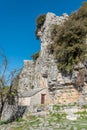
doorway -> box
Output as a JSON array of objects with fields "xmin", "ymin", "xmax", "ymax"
[{"xmin": 41, "ymin": 94, "xmax": 46, "ymax": 104}]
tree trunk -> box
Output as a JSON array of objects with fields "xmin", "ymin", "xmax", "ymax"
[{"xmin": 0, "ymin": 95, "xmax": 5, "ymax": 120}]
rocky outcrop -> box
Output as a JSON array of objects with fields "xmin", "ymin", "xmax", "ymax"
[
  {"xmin": 18, "ymin": 60, "xmax": 35, "ymax": 94},
  {"xmin": 33, "ymin": 13, "xmax": 69, "ymax": 91},
  {"xmin": 18, "ymin": 12, "xmax": 87, "ymax": 104}
]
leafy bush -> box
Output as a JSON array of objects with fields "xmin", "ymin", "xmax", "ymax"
[
  {"xmin": 48, "ymin": 2, "xmax": 87, "ymax": 73},
  {"xmin": 0, "ymin": 120, "xmax": 11, "ymax": 125},
  {"xmin": 35, "ymin": 14, "xmax": 46, "ymax": 39},
  {"xmin": 17, "ymin": 118, "xmax": 25, "ymax": 122}
]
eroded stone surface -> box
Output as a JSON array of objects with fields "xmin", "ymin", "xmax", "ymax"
[{"xmin": 18, "ymin": 12, "xmax": 87, "ymax": 104}]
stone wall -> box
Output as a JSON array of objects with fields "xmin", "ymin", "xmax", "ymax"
[{"xmin": 30, "ymin": 88, "xmax": 51, "ymax": 106}]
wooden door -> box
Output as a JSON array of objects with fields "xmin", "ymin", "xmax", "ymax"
[{"xmin": 41, "ymin": 94, "xmax": 46, "ymax": 104}]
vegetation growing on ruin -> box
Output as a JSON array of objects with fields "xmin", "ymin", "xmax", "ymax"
[
  {"xmin": 48, "ymin": 2, "xmax": 87, "ymax": 73},
  {"xmin": 31, "ymin": 51, "xmax": 40, "ymax": 62},
  {"xmin": 35, "ymin": 14, "xmax": 46, "ymax": 39}
]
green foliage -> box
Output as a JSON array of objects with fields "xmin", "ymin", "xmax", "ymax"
[
  {"xmin": 31, "ymin": 51, "xmax": 40, "ymax": 62},
  {"xmin": 75, "ymin": 110, "xmax": 87, "ymax": 115},
  {"xmin": 71, "ymin": 2, "xmax": 87, "ymax": 20},
  {"xmin": 81, "ymin": 105, "xmax": 87, "ymax": 109},
  {"xmin": 6, "ymin": 88, "xmax": 17, "ymax": 105},
  {"xmin": 53, "ymin": 105, "xmax": 61, "ymax": 111},
  {"xmin": 48, "ymin": 111, "xmax": 67, "ymax": 125},
  {"xmin": 35, "ymin": 14, "xmax": 46, "ymax": 39},
  {"xmin": 48, "ymin": 105, "xmax": 67, "ymax": 124},
  {"xmin": 16, "ymin": 118, "xmax": 25, "ymax": 122},
  {"xmin": 2, "ymin": 86, "xmax": 9, "ymax": 95},
  {"xmin": 1, "ymin": 86, "xmax": 16, "ymax": 105},
  {"xmin": 75, "ymin": 110, "xmax": 87, "ymax": 119},
  {"xmin": 0, "ymin": 120, "xmax": 11, "ymax": 125},
  {"xmin": 48, "ymin": 2, "xmax": 87, "ymax": 73}
]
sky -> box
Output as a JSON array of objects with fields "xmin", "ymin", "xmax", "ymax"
[{"xmin": 0, "ymin": 0, "xmax": 87, "ymax": 71}]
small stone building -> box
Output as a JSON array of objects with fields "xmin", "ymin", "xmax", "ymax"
[{"xmin": 18, "ymin": 88, "xmax": 51, "ymax": 107}]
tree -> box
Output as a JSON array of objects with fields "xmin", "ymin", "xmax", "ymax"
[
  {"xmin": 0, "ymin": 50, "xmax": 20, "ymax": 120},
  {"xmin": 48, "ymin": 2, "xmax": 87, "ymax": 73}
]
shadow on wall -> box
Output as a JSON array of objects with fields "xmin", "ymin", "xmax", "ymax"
[{"xmin": 8, "ymin": 106, "xmax": 27, "ymax": 122}]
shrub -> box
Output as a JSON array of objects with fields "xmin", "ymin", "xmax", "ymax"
[
  {"xmin": 35, "ymin": 14, "xmax": 46, "ymax": 39},
  {"xmin": 48, "ymin": 2, "xmax": 87, "ymax": 73},
  {"xmin": 0, "ymin": 120, "xmax": 11, "ymax": 125},
  {"xmin": 17, "ymin": 118, "xmax": 25, "ymax": 122}
]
